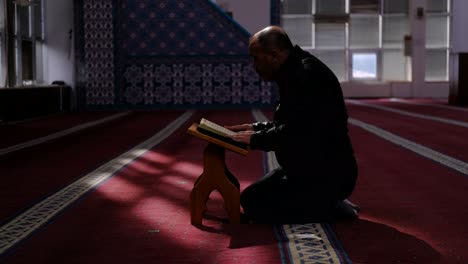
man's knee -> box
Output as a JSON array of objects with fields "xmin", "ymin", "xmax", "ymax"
[
  {"xmin": 240, "ymin": 185, "xmax": 268, "ymax": 216},
  {"xmin": 240, "ymin": 188, "xmax": 254, "ymax": 210}
]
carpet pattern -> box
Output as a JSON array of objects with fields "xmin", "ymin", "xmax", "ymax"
[
  {"xmin": 281, "ymin": 224, "xmax": 349, "ymax": 264},
  {"xmin": 76, "ymin": 0, "xmax": 277, "ymax": 108}
]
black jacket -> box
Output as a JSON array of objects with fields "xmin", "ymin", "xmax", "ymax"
[{"xmin": 250, "ymin": 45, "xmax": 357, "ymax": 197}]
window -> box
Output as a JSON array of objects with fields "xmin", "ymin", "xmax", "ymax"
[
  {"xmin": 382, "ymin": 15, "xmax": 409, "ymax": 48},
  {"xmin": 383, "ymin": 49, "xmax": 408, "ymax": 81},
  {"xmin": 349, "ymin": 15, "xmax": 379, "ymax": 48},
  {"xmin": 0, "ymin": 0, "xmax": 5, "ymax": 87},
  {"xmin": 282, "ymin": 0, "xmax": 312, "ymax": 14},
  {"xmin": 425, "ymin": 49, "xmax": 448, "ymax": 82},
  {"xmin": 350, "ymin": 0, "xmax": 380, "ymax": 14},
  {"xmin": 280, "ymin": 0, "xmax": 444, "ymax": 82},
  {"xmin": 0, "ymin": 0, "xmax": 44, "ymax": 88},
  {"xmin": 312, "ymin": 49, "xmax": 346, "ymax": 81},
  {"xmin": 426, "ymin": 15, "xmax": 449, "ymax": 48},
  {"xmin": 425, "ymin": 0, "xmax": 449, "ymax": 81},
  {"xmin": 383, "ymin": 0, "xmax": 408, "ymax": 14},
  {"xmin": 283, "ymin": 16, "xmax": 313, "ymax": 47},
  {"xmin": 316, "ymin": 0, "xmax": 346, "ymax": 15},
  {"xmin": 427, "ymin": 0, "xmax": 448, "ymax": 13},
  {"xmin": 315, "ymin": 23, "xmax": 345, "ymax": 49},
  {"xmin": 352, "ymin": 52, "xmax": 377, "ymax": 79}
]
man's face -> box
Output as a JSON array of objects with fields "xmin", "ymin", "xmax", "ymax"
[{"xmin": 248, "ymin": 40, "xmax": 277, "ymax": 81}]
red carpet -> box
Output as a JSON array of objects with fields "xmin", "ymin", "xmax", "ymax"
[
  {"xmin": 2, "ymin": 102, "xmax": 467, "ymax": 263},
  {"xmin": 333, "ymin": 100, "xmax": 468, "ymax": 264},
  {"xmin": 0, "ymin": 111, "xmax": 126, "ymax": 149},
  {"xmin": 0, "ymin": 111, "xmax": 186, "ymax": 223},
  {"xmin": 334, "ymin": 124, "xmax": 468, "ymax": 264},
  {"xmin": 346, "ymin": 102, "xmax": 468, "ymax": 162},
  {"xmin": 1, "ymin": 110, "xmax": 285, "ymax": 264},
  {"xmin": 350, "ymin": 98, "xmax": 468, "ymax": 124},
  {"xmin": 264, "ymin": 100, "xmax": 468, "ymax": 263}
]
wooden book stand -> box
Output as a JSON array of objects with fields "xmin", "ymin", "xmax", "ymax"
[{"xmin": 187, "ymin": 123, "xmax": 248, "ymax": 225}]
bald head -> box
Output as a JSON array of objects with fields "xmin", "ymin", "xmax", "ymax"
[
  {"xmin": 248, "ymin": 26, "xmax": 294, "ymax": 81},
  {"xmin": 250, "ymin": 26, "xmax": 294, "ymax": 53}
]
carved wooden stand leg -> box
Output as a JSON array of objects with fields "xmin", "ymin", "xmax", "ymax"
[{"xmin": 190, "ymin": 143, "xmax": 240, "ymax": 225}]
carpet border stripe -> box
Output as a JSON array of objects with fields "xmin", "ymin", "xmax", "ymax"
[
  {"xmin": 0, "ymin": 112, "xmax": 131, "ymax": 156},
  {"xmin": 349, "ymin": 117, "xmax": 468, "ymax": 176},
  {"xmin": 323, "ymin": 223, "xmax": 353, "ymax": 264},
  {"xmin": 347, "ymin": 99, "xmax": 468, "ymax": 128},
  {"xmin": 390, "ymin": 98, "xmax": 468, "ymax": 112},
  {"xmin": 0, "ymin": 110, "xmax": 194, "ymax": 256},
  {"xmin": 273, "ymin": 225, "xmax": 290, "ymax": 264}
]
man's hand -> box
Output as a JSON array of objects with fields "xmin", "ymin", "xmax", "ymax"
[
  {"xmin": 228, "ymin": 130, "xmax": 255, "ymax": 145},
  {"xmin": 224, "ymin": 123, "xmax": 254, "ymax": 132}
]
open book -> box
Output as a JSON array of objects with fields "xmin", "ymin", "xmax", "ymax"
[
  {"xmin": 196, "ymin": 118, "xmax": 248, "ymax": 150},
  {"xmin": 198, "ymin": 118, "xmax": 236, "ymax": 137}
]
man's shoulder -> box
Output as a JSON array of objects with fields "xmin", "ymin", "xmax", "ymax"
[
  {"xmin": 301, "ymin": 57, "xmax": 319, "ymax": 70},
  {"xmin": 300, "ymin": 53, "xmax": 338, "ymax": 82},
  {"xmin": 298, "ymin": 50, "xmax": 325, "ymax": 71}
]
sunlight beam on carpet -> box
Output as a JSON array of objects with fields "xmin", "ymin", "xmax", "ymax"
[
  {"xmin": 98, "ymin": 177, "xmax": 145, "ymax": 203},
  {"xmin": 0, "ymin": 110, "xmax": 195, "ymax": 256}
]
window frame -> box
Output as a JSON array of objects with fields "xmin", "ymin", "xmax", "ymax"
[
  {"xmin": 424, "ymin": 0, "xmax": 451, "ymax": 81},
  {"xmin": 1, "ymin": 0, "xmax": 45, "ymax": 88},
  {"xmin": 280, "ymin": 0, "xmax": 451, "ymax": 83},
  {"xmin": 282, "ymin": 14, "xmax": 314, "ymax": 49},
  {"xmin": 0, "ymin": 0, "xmax": 6, "ymax": 87},
  {"xmin": 348, "ymin": 13, "xmax": 381, "ymax": 49}
]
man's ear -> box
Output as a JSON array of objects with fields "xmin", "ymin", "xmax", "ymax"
[
  {"xmin": 269, "ymin": 49, "xmax": 281, "ymax": 63},
  {"xmin": 269, "ymin": 49, "xmax": 280, "ymax": 59}
]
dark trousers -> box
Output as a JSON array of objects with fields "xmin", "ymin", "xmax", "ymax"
[{"xmin": 240, "ymin": 167, "xmax": 351, "ymax": 224}]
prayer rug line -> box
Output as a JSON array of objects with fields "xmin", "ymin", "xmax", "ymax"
[
  {"xmin": 346, "ymin": 99, "xmax": 468, "ymax": 128},
  {"xmin": 0, "ymin": 110, "xmax": 194, "ymax": 256},
  {"xmin": 348, "ymin": 117, "xmax": 468, "ymax": 176},
  {"xmin": 0, "ymin": 112, "xmax": 131, "ymax": 156},
  {"xmin": 390, "ymin": 98, "xmax": 468, "ymax": 112}
]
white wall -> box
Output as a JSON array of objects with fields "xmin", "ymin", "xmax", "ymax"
[
  {"xmin": 42, "ymin": 0, "xmax": 74, "ymax": 89},
  {"xmin": 342, "ymin": 81, "xmax": 449, "ymax": 98},
  {"xmin": 228, "ymin": 0, "xmax": 270, "ymax": 34},
  {"xmin": 451, "ymin": 0, "xmax": 468, "ymax": 53}
]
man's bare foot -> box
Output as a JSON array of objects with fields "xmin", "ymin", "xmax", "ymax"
[
  {"xmin": 344, "ymin": 199, "xmax": 361, "ymax": 212},
  {"xmin": 334, "ymin": 200, "xmax": 358, "ymax": 220}
]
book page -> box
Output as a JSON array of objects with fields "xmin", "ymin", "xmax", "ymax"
[
  {"xmin": 189, "ymin": 122, "xmax": 248, "ymax": 153},
  {"xmin": 199, "ymin": 118, "xmax": 235, "ymax": 137}
]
